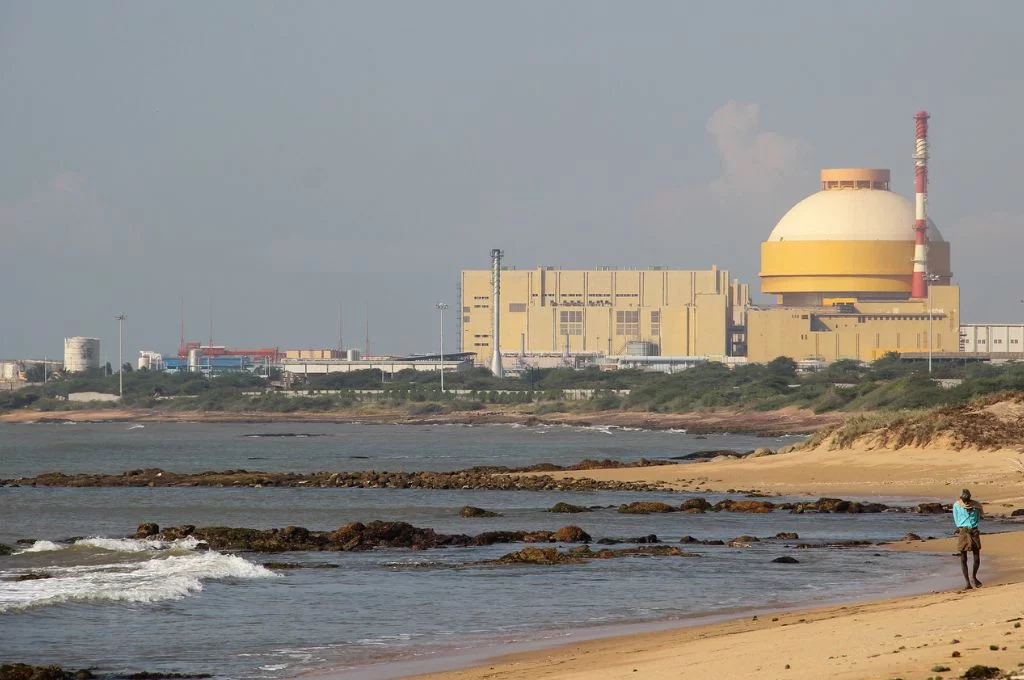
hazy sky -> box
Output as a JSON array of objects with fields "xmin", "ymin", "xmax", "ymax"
[{"xmin": 2, "ymin": 2, "xmax": 1023, "ymax": 361}]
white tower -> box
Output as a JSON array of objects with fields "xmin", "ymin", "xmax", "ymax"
[{"xmin": 489, "ymin": 248, "xmax": 504, "ymax": 378}]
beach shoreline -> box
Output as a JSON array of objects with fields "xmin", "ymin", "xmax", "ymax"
[
  {"xmin": 306, "ymin": 438, "xmax": 1024, "ymax": 680},
  {"xmin": 388, "ymin": 531, "xmax": 1024, "ymax": 680}
]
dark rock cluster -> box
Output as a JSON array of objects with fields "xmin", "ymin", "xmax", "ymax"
[
  {"xmin": 133, "ymin": 521, "xmax": 595, "ymax": 552},
  {"xmin": 479, "ymin": 544, "xmax": 700, "ymax": 565},
  {"xmin": 0, "ymin": 464, "xmax": 672, "ymax": 493}
]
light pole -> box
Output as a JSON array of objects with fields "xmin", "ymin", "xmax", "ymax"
[
  {"xmin": 115, "ymin": 314, "xmax": 126, "ymax": 398},
  {"xmin": 436, "ymin": 301, "xmax": 448, "ymax": 392},
  {"xmin": 925, "ymin": 274, "xmax": 940, "ymax": 374}
]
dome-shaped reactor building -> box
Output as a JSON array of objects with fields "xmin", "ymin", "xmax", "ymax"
[
  {"xmin": 746, "ymin": 153, "xmax": 959, "ymax": 364},
  {"xmin": 760, "ymin": 168, "xmax": 951, "ymax": 306}
]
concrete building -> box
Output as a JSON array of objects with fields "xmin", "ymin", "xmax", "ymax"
[
  {"xmin": 959, "ymin": 324, "xmax": 1024, "ymax": 354},
  {"xmin": 459, "ymin": 266, "xmax": 749, "ymax": 367},
  {"xmin": 747, "ymin": 168, "xmax": 959, "ymax": 363}
]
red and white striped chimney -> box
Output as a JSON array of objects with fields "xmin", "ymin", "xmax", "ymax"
[{"xmin": 911, "ymin": 110, "xmax": 930, "ymax": 299}]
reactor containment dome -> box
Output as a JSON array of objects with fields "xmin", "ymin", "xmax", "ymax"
[{"xmin": 760, "ymin": 168, "xmax": 951, "ymax": 306}]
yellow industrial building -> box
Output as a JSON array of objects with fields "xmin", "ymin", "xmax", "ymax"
[
  {"xmin": 459, "ymin": 266, "xmax": 749, "ymax": 365},
  {"xmin": 461, "ymin": 166, "xmax": 960, "ymax": 368}
]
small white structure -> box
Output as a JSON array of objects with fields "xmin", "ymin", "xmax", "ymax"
[
  {"xmin": 960, "ymin": 324, "xmax": 1024, "ymax": 354},
  {"xmin": 138, "ymin": 350, "xmax": 164, "ymax": 371},
  {"xmin": 68, "ymin": 391, "xmax": 121, "ymax": 403},
  {"xmin": 281, "ymin": 356, "xmax": 472, "ymax": 377},
  {"xmin": 64, "ymin": 337, "xmax": 100, "ymax": 372}
]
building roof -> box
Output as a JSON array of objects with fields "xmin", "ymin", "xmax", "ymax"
[{"xmin": 767, "ymin": 188, "xmax": 945, "ymax": 243}]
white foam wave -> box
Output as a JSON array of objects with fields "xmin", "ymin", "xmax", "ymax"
[
  {"xmin": 18, "ymin": 540, "xmax": 64, "ymax": 553},
  {"xmin": 0, "ymin": 550, "xmax": 277, "ymax": 612},
  {"xmin": 76, "ymin": 536, "xmax": 202, "ymax": 552}
]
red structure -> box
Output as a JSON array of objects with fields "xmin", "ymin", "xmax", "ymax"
[
  {"xmin": 911, "ymin": 110, "xmax": 930, "ymax": 299},
  {"xmin": 177, "ymin": 341, "xmax": 281, "ymax": 362}
]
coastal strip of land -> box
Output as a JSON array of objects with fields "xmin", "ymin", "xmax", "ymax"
[{"xmin": 0, "ymin": 405, "xmax": 840, "ymax": 435}]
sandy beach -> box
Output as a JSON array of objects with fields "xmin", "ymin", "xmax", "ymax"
[
  {"xmin": 404, "ymin": 444, "xmax": 1024, "ymax": 680},
  {"xmin": 411, "ymin": 532, "xmax": 1024, "ymax": 680}
]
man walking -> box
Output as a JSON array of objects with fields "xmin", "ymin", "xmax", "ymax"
[{"xmin": 953, "ymin": 488, "xmax": 983, "ymax": 589}]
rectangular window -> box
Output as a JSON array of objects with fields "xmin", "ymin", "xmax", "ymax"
[
  {"xmin": 650, "ymin": 311, "xmax": 661, "ymax": 336},
  {"xmin": 508, "ymin": 303, "xmax": 527, "ymax": 313},
  {"xmin": 559, "ymin": 310, "xmax": 583, "ymax": 336},
  {"xmin": 616, "ymin": 310, "xmax": 639, "ymax": 337}
]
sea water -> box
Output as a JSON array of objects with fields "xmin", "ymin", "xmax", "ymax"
[{"xmin": 0, "ymin": 422, "xmax": 963, "ymax": 678}]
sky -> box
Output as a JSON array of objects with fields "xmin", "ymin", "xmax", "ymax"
[{"xmin": 2, "ymin": 2, "xmax": 1023, "ymax": 361}]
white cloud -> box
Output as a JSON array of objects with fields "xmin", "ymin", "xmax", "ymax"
[{"xmin": 642, "ymin": 101, "xmax": 811, "ymax": 229}]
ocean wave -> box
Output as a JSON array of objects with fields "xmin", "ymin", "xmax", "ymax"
[
  {"xmin": 75, "ymin": 536, "xmax": 202, "ymax": 552},
  {"xmin": 17, "ymin": 540, "xmax": 65, "ymax": 553},
  {"xmin": 0, "ymin": 549, "xmax": 277, "ymax": 613}
]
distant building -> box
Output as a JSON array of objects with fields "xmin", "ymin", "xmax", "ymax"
[
  {"xmin": 959, "ymin": 324, "xmax": 1024, "ymax": 354},
  {"xmin": 459, "ymin": 266, "xmax": 749, "ymax": 367}
]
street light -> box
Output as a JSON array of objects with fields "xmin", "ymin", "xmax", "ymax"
[
  {"xmin": 925, "ymin": 274, "xmax": 941, "ymax": 374},
  {"xmin": 436, "ymin": 301, "xmax": 449, "ymax": 392},
  {"xmin": 115, "ymin": 314, "xmax": 126, "ymax": 398}
]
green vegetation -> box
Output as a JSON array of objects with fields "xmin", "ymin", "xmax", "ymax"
[{"xmin": 7, "ymin": 353, "xmax": 1024, "ymax": 417}]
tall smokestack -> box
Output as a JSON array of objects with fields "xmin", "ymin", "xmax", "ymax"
[
  {"xmin": 490, "ymin": 248, "xmax": 504, "ymax": 378},
  {"xmin": 911, "ymin": 110, "xmax": 930, "ymax": 298}
]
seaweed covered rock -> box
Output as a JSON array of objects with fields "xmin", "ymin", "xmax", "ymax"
[
  {"xmin": 491, "ymin": 547, "xmax": 583, "ymax": 565},
  {"xmin": 617, "ymin": 501, "xmax": 676, "ymax": 514},
  {"xmin": 913, "ymin": 502, "xmax": 948, "ymax": 514},
  {"xmin": 548, "ymin": 502, "xmax": 591, "ymax": 514},
  {"xmin": 728, "ymin": 535, "xmax": 760, "ymax": 547},
  {"xmin": 680, "ymin": 498, "xmax": 711, "ymax": 513},
  {"xmin": 483, "ymin": 545, "xmax": 698, "ymax": 565},
  {"xmin": 0, "ymin": 544, "xmax": 13, "ymax": 556},
  {"xmin": 790, "ymin": 498, "xmax": 890, "ymax": 514},
  {"xmin": 0, "ymin": 665, "xmax": 94, "ymax": 680},
  {"xmin": 772, "ymin": 556, "xmax": 800, "ymax": 564},
  {"xmin": 774, "ymin": 532, "xmax": 799, "ymax": 540},
  {"xmin": 714, "ymin": 499, "xmax": 775, "ymax": 513},
  {"xmin": 552, "ymin": 525, "xmax": 592, "ymax": 543},
  {"xmin": 458, "ymin": 506, "xmax": 502, "ymax": 518},
  {"xmin": 134, "ymin": 522, "xmax": 160, "ymax": 539}
]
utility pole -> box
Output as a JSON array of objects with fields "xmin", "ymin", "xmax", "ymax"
[
  {"xmin": 115, "ymin": 314, "xmax": 127, "ymax": 398},
  {"xmin": 925, "ymin": 273, "xmax": 941, "ymax": 374},
  {"xmin": 436, "ymin": 301, "xmax": 448, "ymax": 392}
]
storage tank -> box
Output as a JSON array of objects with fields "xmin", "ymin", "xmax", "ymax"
[
  {"xmin": 138, "ymin": 351, "xmax": 163, "ymax": 371},
  {"xmin": 346, "ymin": 349, "xmax": 361, "ymax": 361},
  {"xmin": 624, "ymin": 341, "xmax": 657, "ymax": 356},
  {"xmin": 187, "ymin": 348, "xmax": 203, "ymax": 372},
  {"xmin": 64, "ymin": 337, "xmax": 100, "ymax": 372},
  {"xmin": 1, "ymin": 361, "xmax": 20, "ymax": 380}
]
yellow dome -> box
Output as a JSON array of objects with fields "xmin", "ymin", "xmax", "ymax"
[{"xmin": 760, "ymin": 168, "xmax": 952, "ymax": 303}]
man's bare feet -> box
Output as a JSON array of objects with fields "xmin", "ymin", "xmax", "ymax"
[{"xmin": 973, "ymin": 578, "xmax": 982, "ymax": 587}]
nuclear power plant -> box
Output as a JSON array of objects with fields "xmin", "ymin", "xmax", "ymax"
[{"xmin": 461, "ymin": 110, "xmax": 982, "ymax": 370}]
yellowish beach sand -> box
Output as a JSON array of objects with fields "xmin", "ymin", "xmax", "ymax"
[{"xmin": 412, "ymin": 445, "xmax": 1024, "ymax": 680}]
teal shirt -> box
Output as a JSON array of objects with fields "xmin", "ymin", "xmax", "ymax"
[{"xmin": 953, "ymin": 501, "xmax": 980, "ymax": 529}]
